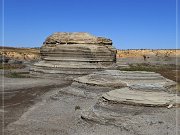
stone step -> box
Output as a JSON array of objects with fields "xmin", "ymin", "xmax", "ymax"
[
  {"xmin": 33, "ymin": 61, "xmax": 113, "ymax": 69},
  {"xmin": 102, "ymin": 87, "xmax": 180, "ymax": 107},
  {"xmin": 74, "ymin": 70, "xmax": 174, "ymax": 87},
  {"xmin": 74, "ymin": 75, "xmax": 127, "ymax": 88},
  {"xmin": 43, "ymin": 57, "xmax": 114, "ymax": 62},
  {"xmin": 41, "ymin": 53, "xmax": 114, "ymax": 57}
]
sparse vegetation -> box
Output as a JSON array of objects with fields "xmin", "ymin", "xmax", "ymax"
[
  {"xmin": 5, "ymin": 72, "xmax": 30, "ymax": 78},
  {"xmin": 0, "ymin": 63, "xmax": 25, "ymax": 70},
  {"xmin": 75, "ymin": 105, "xmax": 81, "ymax": 111},
  {"xmin": 177, "ymin": 84, "xmax": 180, "ymax": 91},
  {"xmin": 120, "ymin": 63, "xmax": 177, "ymax": 71}
]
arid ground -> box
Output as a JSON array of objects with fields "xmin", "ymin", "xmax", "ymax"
[{"xmin": 0, "ymin": 47, "xmax": 180, "ymax": 135}]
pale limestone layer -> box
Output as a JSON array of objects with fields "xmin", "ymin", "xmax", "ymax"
[{"xmin": 102, "ymin": 87, "xmax": 180, "ymax": 107}]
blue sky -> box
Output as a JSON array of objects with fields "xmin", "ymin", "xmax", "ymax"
[{"xmin": 0, "ymin": 0, "xmax": 178, "ymax": 49}]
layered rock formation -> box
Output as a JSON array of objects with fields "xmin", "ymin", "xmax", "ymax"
[
  {"xmin": 49, "ymin": 69, "xmax": 179, "ymax": 134},
  {"xmin": 50, "ymin": 69, "xmax": 179, "ymax": 130},
  {"xmin": 76, "ymin": 70, "xmax": 179, "ymax": 129},
  {"xmin": 55, "ymin": 70, "xmax": 177, "ymax": 99},
  {"xmin": 30, "ymin": 32, "xmax": 117, "ymax": 78}
]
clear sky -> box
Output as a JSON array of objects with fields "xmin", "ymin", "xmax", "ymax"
[{"xmin": 0, "ymin": 0, "xmax": 178, "ymax": 49}]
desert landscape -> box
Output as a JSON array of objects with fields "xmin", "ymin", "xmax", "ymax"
[
  {"xmin": 0, "ymin": 32, "xmax": 180, "ymax": 135},
  {"xmin": 1, "ymin": 0, "xmax": 179, "ymax": 134}
]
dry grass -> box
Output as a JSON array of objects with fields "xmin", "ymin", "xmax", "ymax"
[
  {"xmin": 0, "ymin": 63, "xmax": 25, "ymax": 70},
  {"xmin": 5, "ymin": 72, "xmax": 30, "ymax": 78}
]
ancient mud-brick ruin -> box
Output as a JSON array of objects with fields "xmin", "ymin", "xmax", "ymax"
[{"xmin": 30, "ymin": 32, "xmax": 117, "ymax": 78}]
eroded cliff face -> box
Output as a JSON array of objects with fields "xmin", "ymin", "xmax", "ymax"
[
  {"xmin": 0, "ymin": 47, "xmax": 40, "ymax": 61},
  {"xmin": 117, "ymin": 49, "xmax": 180, "ymax": 58},
  {"xmin": 116, "ymin": 49, "xmax": 180, "ymax": 66}
]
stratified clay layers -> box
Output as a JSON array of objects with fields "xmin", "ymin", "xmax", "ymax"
[{"xmin": 30, "ymin": 33, "xmax": 117, "ymax": 78}]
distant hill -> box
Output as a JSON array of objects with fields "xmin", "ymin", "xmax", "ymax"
[
  {"xmin": 117, "ymin": 49, "xmax": 180, "ymax": 58},
  {"xmin": 0, "ymin": 46, "xmax": 40, "ymax": 61}
]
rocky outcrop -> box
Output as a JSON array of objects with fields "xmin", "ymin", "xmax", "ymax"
[
  {"xmin": 51, "ymin": 69, "xmax": 178, "ymax": 127},
  {"xmin": 43, "ymin": 32, "xmax": 112, "ymax": 45},
  {"xmin": 77, "ymin": 70, "xmax": 179, "ymax": 128},
  {"xmin": 30, "ymin": 32, "xmax": 117, "ymax": 78},
  {"xmin": 49, "ymin": 69, "xmax": 179, "ymax": 134},
  {"xmin": 55, "ymin": 70, "xmax": 176, "ymax": 99}
]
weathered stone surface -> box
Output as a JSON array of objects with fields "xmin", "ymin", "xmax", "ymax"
[
  {"xmin": 30, "ymin": 32, "xmax": 117, "ymax": 78},
  {"xmin": 74, "ymin": 70, "xmax": 176, "ymax": 90},
  {"xmin": 81, "ymin": 99, "xmax": 179, "ymax": 135},
  {"xmin": 43, "ymin": 32, "xmax": 112, "ymax": 45},
  {"xmin": 102, "ymin": 87, "xmax": 180, "ymax": 107},
  {"xmin": 53, "ymin": 70, "xmax": 177, "ymax": 100},
  {"xmin": 44, "ymin": 68, "xmax": 180, "ymax": 134},
  {"xmin": 53, "ymin": 82, "xmax": 111, "ymax": 99},
  {"xmin": 74, "ymin": 73, "xmax": 127, "ymax": 88},
  {"xmin": 74, "ymin": 69, "xmax": 179, "ymax": 130},
  {"xmin": 80, "ymin": 84, "xmax": 180, "ymax": 130}
]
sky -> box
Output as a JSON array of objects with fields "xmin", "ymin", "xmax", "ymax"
[{"xmin": 0, "ymin": 0, "xmax": 178, "ymax": 49}]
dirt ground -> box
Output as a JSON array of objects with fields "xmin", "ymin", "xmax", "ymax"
[
  {"xmin": 1, "ymin": 59, "xmax": 180, "ymax": 135},
  {"xmin": 0, "ymin": 74, "xmax": 72, "ymax": 134},
  {"xmin": 3, "ymin": 81, "xmax": 180, "ymax": 135}
]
